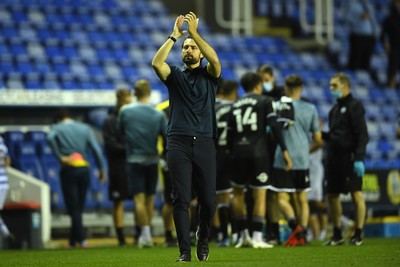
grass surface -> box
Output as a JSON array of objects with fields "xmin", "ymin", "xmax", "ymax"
[{"xmin": 1, "ymin": 238, "xmax": 399, "ymax": 267}]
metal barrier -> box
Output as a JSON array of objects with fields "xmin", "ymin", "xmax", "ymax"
[
  {"xmin": 215, "ymin": 0, "xmax": 253, "ymax": 36},
  {"xmin": 299, "ymin": 0, "xmax": 334, "ymax": 44}
]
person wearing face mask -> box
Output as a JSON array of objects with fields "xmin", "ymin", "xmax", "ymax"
[
  {"xmin": 256, "ymin": 64, "xmax": 285, "ymax": 243},
  {"xmin": 257, "ymin": 64, "xmax": 284, "ymax": 101},
  {"xmin": 323, "ymin": 73, "xmax": 369, "ymax": 246}
]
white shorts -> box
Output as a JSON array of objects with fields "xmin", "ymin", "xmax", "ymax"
[{"xmin": 0, "ymin": 185, "xmax": 9, "ymax": 209}]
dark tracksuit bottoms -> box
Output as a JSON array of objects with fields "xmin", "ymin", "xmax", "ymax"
[
  {"xmin": 60, "ymin": 166, "xmax": 90, "ymax": 246},
  {"xmin": 167, "ymin": 136, "xmax": 216, "ymax": 254}
]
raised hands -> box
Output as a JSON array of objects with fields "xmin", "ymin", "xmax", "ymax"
[
  {"xmin": 170, "ymin": 12, "xmax": 199, "ymax": 40},
  {"xmin": 184, "ymin": 12, "xmax": 199, "ymax": 36},
  {"xmin": 172, "ymin": 15, "xmax": 187, "ymax": 39}
]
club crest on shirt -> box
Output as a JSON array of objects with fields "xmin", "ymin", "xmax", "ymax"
[
  {"xmin": 256, "ymin": 172, "xmax": 268, "ymax": 183},
  {"xmin": 340, "ymin": 107, "xmax": 347, "ymax": 114}
]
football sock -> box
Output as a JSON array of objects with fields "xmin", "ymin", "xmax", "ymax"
[{"xmin": 116, "ymin": 227, "xmax": 125, "ymax": 245}]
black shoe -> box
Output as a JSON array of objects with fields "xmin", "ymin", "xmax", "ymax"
[
  {"xmin": 196, "ymin": 238, "xmax": 209, "ymax": 261},
  {"xmin": 349, "ymin": 235, "xmax": 363, "ymax": 246},
  {"xmin": 176, "ymin": 252, "xmax": 191, "ymax": 262},
  {"xmin": 323, "ymin": 236, "xmax": 344, "ymax": 246}
]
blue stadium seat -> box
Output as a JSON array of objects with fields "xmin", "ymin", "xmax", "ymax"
[
  {"xmin": 12, "ymin": 10, "xmax": 28, "ymax": 23},
  {"xmin": 77, "ymin": 13, "xmax": 94, "ymax": 25},
  {"xmin": 79, "ymin": 80, "xmax": 96, "ymax": 90},
  {"xmin": 365, "ymin": 104, "xmax": 381, "ymax": 121},
  {"xmin": 0, "ymin": 43, "xmax": 9, "ymax": 55},
  {"xmin": 14, "ymin": 141, "xmax": 44, "ymax": 180},
  {"xmin": 53, "ymin": 62, "xmax": 70, "ymax": 75},
  {"xmin": 124, "ymin": 201, "xmax": 134, "ymax": 210},
  {"xmin": 2, "ymin": 26, "xmax": 19, "ymax": 39},
  {"xmin": 367, "ymin": 121, "xmax": 379, "ymax": 141},
  {"xmin": 2, "ymin": 130, "xmax": 24, "ymax": 160},
  {"xmin": 10, "ymin": 41, "xmax": 27, "ymax": 56},
  {"xmin": 378, "ymin": 139, "xmax": 393, "ymax": 156},
  {"xmin": 25, "ymin": 130, "xmax": 46, "ymax": 144},
  {"xmin": 43, "ymin": 161, "xmax": 65, "ymax": 211},
  {"xmin": 45, "ymin": 44, "xmax": 63, "ymax": 58},
  {"xmin": 366, "ymin": 140, "xmax": 382, "ymax": 160},
  {"xmin": 87, "ymin": 151, "xmax": 112, "ymax": 209},
  {"xmin": 98, "ymin": 80, "xmax": 113, "ymax": 90},
  {"xmin": 16, "ymin": 61, "xmax": 35, "ymax": 76},
  {"xmin": 87, "ymin": 64, "xmax": 105, "ymax": 77},
  {"xmin": 45, "ymin": 12, "xmax": 63, "ymax": 24},
  {"xmin": 61, "ymin": 79, "xmax": 79, "ymax": 90},
  {"xmin": 379, "ymin": 121, "xmax": 397, "ymax": 140},
  {"xmin": 37, "ymin": 27, "xmax": 53, "ymax": 41},
  {"xmin": 62, "ymin": 45, "xmax": 79, "ymax": 60},
  {"xmin": 0, "ymin": 61, "xmax": 15, "ymax": 75},
  {"xmin": 43, "ymin": 79, "xmax": 61, "ymax": 90}
]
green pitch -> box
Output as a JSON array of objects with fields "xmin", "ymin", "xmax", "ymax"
[{"xmin": 1, "ymin": 238, "xmax": 399, "ymax": 267}]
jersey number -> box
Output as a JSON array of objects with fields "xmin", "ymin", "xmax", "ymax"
[
  {"xmin": 217, "ymin": 121, "xmax": 228, "ymax": 146},
  {"xmin": 233, "ymin": 107, "xmax": 258, "ymax": 133}
]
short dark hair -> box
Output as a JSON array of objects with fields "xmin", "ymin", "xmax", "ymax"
[
  {"xmin": 257, "ymin": 64, "xmax": 274, "ymax": 76},
  {"xmin": 53, "ymin": 109, "xmax": 70, "ymax": 123},
  {"xmin": 285, "ymin": 74, "xmax": 303, "ymax": 90},
  {"xmin": 332, "ymin": 72, "xmax": 351, "ymax": 88},
  {"xmin": 182, "ymin": 36, "xmax": 194, "ymax": 48},
  {"xmin": 217, "ymin": 79, "xmax": 239, "ymax": 96},
  {"xmin": 240, "ymin": 72, "xmax": 262, "ymax": 93}
]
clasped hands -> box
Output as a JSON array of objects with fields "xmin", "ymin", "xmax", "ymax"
[{"xmin": 171, "ymin": 12, "xmax": 199, "ymax": 40}]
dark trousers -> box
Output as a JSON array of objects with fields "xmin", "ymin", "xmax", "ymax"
[
  {"xmin": 348, "ymin": 33, "xmax": 376, "ymax": 71},
  {"xmin": 60, "ymin": 166, "xmax": 90, "ymax": 246},
  {"xmin": 167, "ymin": 136, "xmax": 216, "ymax": 254}
]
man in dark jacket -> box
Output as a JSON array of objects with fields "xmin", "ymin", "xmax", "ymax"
[
  {"xmin": 103, "ymin": 88, "xmax": 132, "ymax": 246},
  {"xmin": 323, "ymin": 73, "xmax": 369, "ymax": 246}
]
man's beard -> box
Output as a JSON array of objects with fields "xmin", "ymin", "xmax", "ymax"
[{"xmin": 183, "ymin": 56, "xmax": 199, "ymax": 65}]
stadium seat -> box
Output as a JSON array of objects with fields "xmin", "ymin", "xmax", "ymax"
[
  {"xmin": 379, "ymin": 121, "xmax": 397, "ymax": 140},
  {"xmin": 24, "ymin": 130, "xmax": 46, "ymax": 144},
  {"xmin": 46, "ymin": 171, "xmax": 65, "ymax": 211},
  {"xmin": 14, "ymin": 141, "xmax": 44, "ymax": 180},
  {"xmin": 2, "ymin": 130, "xmax": 24, "ymax": 160}
]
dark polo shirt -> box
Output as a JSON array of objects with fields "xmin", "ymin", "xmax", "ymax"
[{"xmin": 163, "ymin": 65, "xmax": 219, "ymax": 138}]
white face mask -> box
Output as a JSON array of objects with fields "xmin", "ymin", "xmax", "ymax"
[{"xmin": 263, "ymin": 82, "xmax": 273, "ymax": 92}]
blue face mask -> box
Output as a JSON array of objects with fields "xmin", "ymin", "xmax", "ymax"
[
  {"xmin": 263, "ymin": 82, "xmax": 273, "ymax": 92},
  {"xmin": 331, "ymin": 89, "xmax": 342, "ymax": 99}
]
